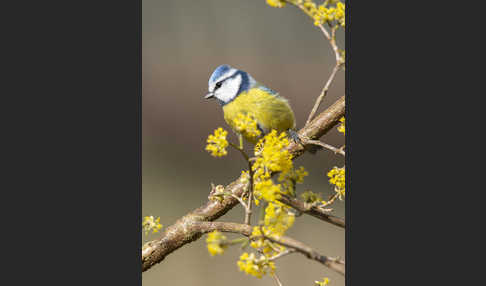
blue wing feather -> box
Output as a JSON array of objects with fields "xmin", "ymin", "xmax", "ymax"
[{"xmin": 256, "ymin": 85, "xmax": 278, "ymax": 96}]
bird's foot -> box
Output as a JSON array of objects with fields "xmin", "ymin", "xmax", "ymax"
[
  {"xmin": 288, "ymin": 129, "xmax": 323, "ymax": 154},
  {"xmin": 287, "ymin": 129, "xmax": 302, "ymax": 144}
]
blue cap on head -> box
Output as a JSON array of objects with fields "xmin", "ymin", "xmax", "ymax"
[{"xmin": 209, "ymin": 64, "xmax": 232, "ymax": 84}]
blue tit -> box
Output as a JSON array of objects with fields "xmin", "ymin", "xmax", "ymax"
[{"xmin": 204, "ymin": 64, "xmax": 298, "ymax": 144}]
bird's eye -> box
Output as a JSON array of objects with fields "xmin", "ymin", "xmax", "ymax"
[{"xmin": 215, "ymin": 81, "xmax": 222, "ymax": 89}]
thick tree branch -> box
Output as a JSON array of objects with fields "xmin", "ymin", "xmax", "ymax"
[
  {"xmin": 142, "ymin": 96, "xmax": 345, "ymax": 272},
  {"xmin": 278, "ymin": 194, "xmax": 345, "ymax": 228}
]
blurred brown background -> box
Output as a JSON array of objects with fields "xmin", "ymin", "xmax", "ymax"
[{"xmin": 142, "ymin": 0, "xmax": 345, "ymax": 285}]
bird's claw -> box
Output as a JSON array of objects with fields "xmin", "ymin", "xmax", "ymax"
[{"xmin": 288, "ymin": 129, "xmax": 302, "ymax": 145}]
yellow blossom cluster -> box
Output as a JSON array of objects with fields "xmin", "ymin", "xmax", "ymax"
[
  {"xmin": 263, "ymin": 202, "xmax": 295, "ymax": 237},
  {"xmin": 208, "ymin": 184, "xmax": 226, "ymax": 202},
  {"xmin": 292, "ymin": 166, "xmax": 309, "ymax": 183},
  {"xmin": 301, "ymin": 190, "xmax": 323, "ymax": 204},
  {"xmin": 222, "ymin": 130, "xmax": 303, "ymax": 272},
  {"xmin": 252, "ymin": 131, "xmax": 308, "ymax": 202},
  {"xmin": 232, "ymin": 113, "xmax": 262, "ymax": 142},
  {"xmin": 254, "ymin": 178, "xmax": 281, "ymax": 203},
  {"xmin": 246, "ymin": 131, "xmax": 309, "ymax": 264},
  {"xmin": 302, "ymin": 0, "xmax": 345, "ymax": 27},
  {"xmin": 327, "ymin": 166, "xmax": 345, "ymax": 199},
  {"xmin": 266, "ymin": 0, "xmax": 286, "ymax": 8},
  {"xmin": 281, "ymin": 166, "xmax": 309, "ymax": 197},
  {"xmin": 142, "ymin": 216, "xmax": 162, "ymax": 236},
  {"xmin": 250, "ymin": 226, "xmax": 286, "ymax": 256},
  {"xmin": 315, "ymin": 277, "xmax": 331, "ymax": 286},
  {"xmin": 206, "ymin": 231, "xmax": 227, "ymax": 256},
  {"xmin": 250, "ymin": 203, "xmax": 295, "ymax": 256},
  {"xmin": 205, "ymin": 127, "xmax": 229, "ymax": 157},
  {"xmin": 253, "ymin": 130, "xmax": 293, "ymax": 177},
  {"xmin": 252, "ymin": 130, "xmax": 296, "ymax": 202},
  {"xmin": 240, "ymin": 170, "xmax": 250, "ymax": 185},
  {"xmin": 334, "ymin": 1, "xmax": 345, "ymax": 27},
  {"xmin": 237, "ymin": 252, "xmax": 276, "ymax": 278},
  {"xmin": 266, "ymin": 0, "xmax": 345, "ymax": 28},
  {"xmin": 337, "ymin": 116, "xmax": 345, "ymax": 135}
]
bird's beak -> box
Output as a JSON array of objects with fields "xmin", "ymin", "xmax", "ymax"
[{"xmin": 204, "ymin": 92, "xmax": 214, "ymax": 99}]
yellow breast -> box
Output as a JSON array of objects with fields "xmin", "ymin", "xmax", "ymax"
[{"xmin": 223, "ymin": 87, "xmax": 295, "ymax": 143}]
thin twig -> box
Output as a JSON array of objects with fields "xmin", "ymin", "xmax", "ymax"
[
  {"xmin": 278, "ymin": 194, "xmax": 345, "ymax": 228},
  {"xmin": 228, "ymin": 142, "xmax": 249, "ymax": 161},
  {"xmin": 244, "ymin": 191, "xmax": 253, "ymax": 224},
  {"xmin": 317, "ymin": 23, "xmax": 331, "ymax": 41},
  {"xmin": 305, "ymin": 139, "xmax": 345, "ymax": 156},
  {"xmin": 322, "ymin": 192, "xmax": 340, "ymax": 208},
  {"xmin": 329, "ymin": 25, "xmax": 341, "ymax": 63},
  {"xmin": 271, "ymin": 272, "xmax": 283, "ymax": 286},
  {"xmin": 254, "ymin": 227, "xmax": 345, "ymax": 276},
  {"xmin": 231, "ymin": 194, "xmax": 248, "ymax": 209},
  {"xmin": 221, "ymin": 237, "xmax": 248, "ymax": 247},
  {"xmin": 268, "ymin": 249, "xmax": 296, "ymax": 261},
  {"xmin": 244, "ymin": 160, "xmax": 254, "ymax": 225},
  {"xmin": 306, "ymin": 63, "xmax": 342, "ymax": 125},
  {"xmin": 229, "ymin": 140, "xmax": 254, "ymax": 225}
]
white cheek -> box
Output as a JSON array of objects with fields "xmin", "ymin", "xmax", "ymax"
[{"xmin": 216, "ymin": 74, "xmax": 242, "ymax": 103}]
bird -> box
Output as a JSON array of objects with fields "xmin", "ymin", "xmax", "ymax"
[{"xmin": 204, "ymin": 64, "xmax": 299, "ymax": 145}]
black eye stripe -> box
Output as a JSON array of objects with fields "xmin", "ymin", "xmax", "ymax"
[{"xmin": 215, "ymin": 81, "xmax": 222, "ymax": 89}]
